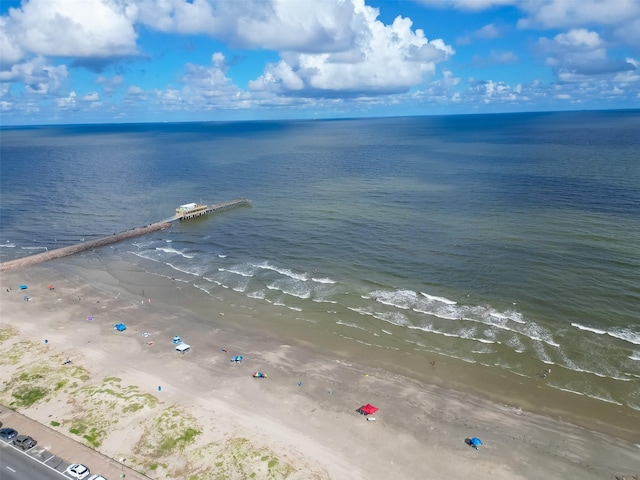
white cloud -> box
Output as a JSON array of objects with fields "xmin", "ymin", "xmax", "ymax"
[
  {"xmin": 457, "ymin": 23, "xmax": 504, "ymax": 45},
  {"xmin": 136, "ymin": 0, "xmax": 357, "ymax": 53},
  {"xmin": 178, "ymin": 53, "xmax": 243, "ymax": 102},
  {"xmin": 1, "ymin": 0, "xmax": 138, "ymax": 62},
  {"xmin": 517, "ymin": 0, "xmax": 640, "ymax": 29},
  {"xmin": 473, "ymin": 50, "xmax": 518, "ymax": 67},
  {"xmin": 249, "ymin": 3, "xmax": 454, "ymax": 96},
  {"xmin": 0, "ymin": 56, "xmax": 68, "ymax": 94},
  {"xmin": 127, "ymin": 85, "xmax": 145, "ymax": 96},
  {"xmin": 414, "ymin": 0, "xmax": 516, "ymax": 11},
  {"xmin": 539, "ymin": 29, "xmax": 636, "ymax": 80},
  {"xmin": 81, "ymin": 91, "xmax": 100, "ymax": 101},
  {"xmin": 96, "ymin": 75, "xmax": 125, "ymax": 95},
  {"xmin": 476, "ymin": 23, "xmax": 502, "ymax": 40},
  {"xmin": 552, "ymin": 29, "xmax": 602, "ymax": 49},
  {"xmin": 55, "ymin": 91, "xmax": 77, "ymax": 108}
]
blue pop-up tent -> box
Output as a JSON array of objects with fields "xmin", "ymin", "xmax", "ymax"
[
  {"xmin": 19, "ymin": 285, "xmax": 28, "ymax": 290},
  {"xmin": 465, "ymin": 437, "xmax": 483, "ymax": 450},
  {"xmin": 231, "ymin": 355, "xmax": 243, "ymax": 363},
  {"xmin": 114, "ymin": 323, "xmax": 127, "ymax": 331}
]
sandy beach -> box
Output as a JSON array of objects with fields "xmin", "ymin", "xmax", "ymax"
[{"xmin": 1, "ymin": 256, "xmax": 638, "ymax": 480}]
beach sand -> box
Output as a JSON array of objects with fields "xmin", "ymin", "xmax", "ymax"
[{"xmin": 1, "ymin": 256, "xmax": 638, "ymax": 480}]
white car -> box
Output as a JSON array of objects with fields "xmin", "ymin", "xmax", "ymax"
[
  {"xmin": 65, "ymin": 463, "xmax": 90, "ymax": 479},
  {"xmin": 88, "ymin": 476, "xmax": 108, "ymax": 480}
]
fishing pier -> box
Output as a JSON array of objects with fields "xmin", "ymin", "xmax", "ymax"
[
  {"xmin": 169, "ymin": 198, "xmax": 251, "ymax": 221},
  {"xmin": 0, "ymin": 199, "xmax": 251, "ymax": 272}
]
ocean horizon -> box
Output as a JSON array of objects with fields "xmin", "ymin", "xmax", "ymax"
[{"xmin": 2, "ymin": 110, "xmax": 639, "ymax": 421}]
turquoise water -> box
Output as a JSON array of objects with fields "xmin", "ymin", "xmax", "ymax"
[{"xmin": 2, "ymin": 111, "xmax": 639, "ymax": 412}]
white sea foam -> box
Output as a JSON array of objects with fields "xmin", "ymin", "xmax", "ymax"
[
  {"xmin": 419, "ymin": 292, "xmax": 457, "ymax": 305},
  {"xmin": 220, "ymin": 263, "xmax": 258, "ymax": 277},
  {"xmin": 255, "ymin": 262, "xmax": 308, "ymax": 281},
  {"xmin": 551, "ymin": 386, "xmax": 585, "ymax": 397},
  {"xmin": 371, "ymin": 289, "xmax": 417, "ymax": 309},
  {"xmin": 562, "ymin": 365, "xmax": 632, "ymax": 382},
  {"xmin": 372, "ymin": 311, "xmax": 411, "ymax": 327},
  {"xmin": 571, "ymin": 322, "xmax": 607, "ymax": 335},
  {"xmin": 127, "ymin": 250, "xmax": 161, "ymax": 263},
  {"xmin": 193, "ymin": 283, "xmax": 213, "ymax": 296},
  {"xmin": 605, "ymin": 327, "xmax": 640, "ymax": 345},
  {"xmin": 312, "ymin": 298, "xmax": 338, "ymax": 304},
  {"xmin": 550, "ymin": 385, "xmax": 624, "ymax": 406},
  {"xmin": 0, "ymin": 242, "xmax": 16, "ymax": 248},
  {"xmin": 312, "ymin": 276, "xmax": 336, "ymax": 284},
  {"xmin": 347, "ymin": 306, "xmax": 374, "ymax": 317},
  {"xmin": 407, "ymin": 323, "xmax": 498, "ymax": 346},
  {"xmin": 336, "ymin": 320, "xmax": 367, "ymax": 331},
  {"xmin": 166, "ymin": 261, "xmax": 208, "ymax": 277},
  {"xmin": 155, "ymin": 246, "xmax": 194, "ymax": 259},
  {"xmin": 267, "ymin": 278, "xmax": 311, "ymax": 299},
  {"xmin": 572, "ymin": 322, "xmax": 640, "ymax": 345}
]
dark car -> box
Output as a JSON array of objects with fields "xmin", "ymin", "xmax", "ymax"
[
  {"xmin": 0, "ymin": 427, "xmax": 18, "ymax": 440},
  {"xmin": 13, "ymin": 434, "xmax": 37, "ymax": 450}
]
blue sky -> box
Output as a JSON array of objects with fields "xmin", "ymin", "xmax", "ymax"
[{"xmin": 1, "ymin": 0, "xmax": 639, "ymax": 125}]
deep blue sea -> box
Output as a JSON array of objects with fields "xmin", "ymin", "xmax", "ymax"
[{"xmin": 1, "ymin": 111, "xmax": 639, "ymax": 413}]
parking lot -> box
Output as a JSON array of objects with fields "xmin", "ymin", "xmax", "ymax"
[{"xmin": 0, "ymin": 406, "xmax": 150, "ymax": 479}]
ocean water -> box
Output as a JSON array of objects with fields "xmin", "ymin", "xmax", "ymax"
[{"xmin": 1, "ymin": 111, "xmax": 639, "ymax": 416}]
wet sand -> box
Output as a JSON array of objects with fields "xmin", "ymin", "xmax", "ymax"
[{"xmin": 0, "ymin": 256, "xmax": 638, "ymax": 479}]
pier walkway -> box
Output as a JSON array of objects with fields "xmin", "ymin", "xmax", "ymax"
[
  {"xmin": 0, "ymin": 222, "xmax": 172, "ymax": 272},
  {"xmin": 165, "ymin": 198, "xmax": 251, "ymax": 222},
  {"xmin": 0, "ymin": 198, "xmax": 251, "ymax": 272}
]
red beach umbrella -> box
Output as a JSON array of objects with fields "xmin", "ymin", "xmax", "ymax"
[{"xmin": 357, "ymin": 404, "xmax": 379, "ymax": 415}]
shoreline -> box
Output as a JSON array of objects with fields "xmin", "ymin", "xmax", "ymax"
[{"xmin": 1, "ymin": 254, "xmax": 638, "ymax": 479}]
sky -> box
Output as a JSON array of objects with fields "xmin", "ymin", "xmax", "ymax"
[{"xmin": 1, "ymin": 0, "xmax": 639, "ymax": 125}]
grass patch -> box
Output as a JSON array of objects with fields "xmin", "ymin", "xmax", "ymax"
[
  {"xmin": 64, "ymin": 377, "xmax": 158, "ymax": 449},
  {"xmin": 0, "ymin": 357, "xmax": 90, "ymax": 407},
  {"xmin": 0, "ymin": 326, "xmax": 18, "ymax": 342},
  {"xmin": 202, "ymin": 437, "xmax": 296, "ymax": 480},
  {"xmin": 0, "ymin": 340, "xmax": 38, "ymax": 366},
  {"xmin": 12, "ymin": 386, "xmax": 49, "ymax": 407},
  {"xmin": 50, "ymin": 420, "xmax": 60, "ymax": 427},
  {"xmin": 134, "ymin": 406, "xmax": 201, "ymax": 459}
]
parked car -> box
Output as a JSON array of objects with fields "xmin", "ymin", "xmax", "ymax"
[
  {"xmin": 65, "ymin": 464, "xmax": 90, "ymax": 479},
  {"xmin": 0, "ymin": 427, "xmax": 18, "ymax": 440},
  {"xmin": 87, "ymin": 476, "xmax": 108, "ymax": 480},
  {"xmin": 13, "ymin": 434, "xmax": 37, "ymax": 450}
]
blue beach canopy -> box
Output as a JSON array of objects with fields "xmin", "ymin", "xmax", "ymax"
[
  {"xmin": 19, "ymin": 285, "xmax": 28, "ymax": 290},
  {"xmin": 231, "ymin": 355, "xmax": 243, "ymax": 362},
  {"xmin": 114, "ymin": 323, "xmax": 127, "ymax": 331},
  {"xmin": 471, "ymin": 437, "xmax": 482, "ymax": 447}
]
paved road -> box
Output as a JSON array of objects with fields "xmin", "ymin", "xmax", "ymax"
[
  {"xmin": 0, "ymin": 406, "xmax": 149, "ymax": 480},
  {"xmin": 1, "ymin": 441, "xmax": 67, "ymax": 480}
]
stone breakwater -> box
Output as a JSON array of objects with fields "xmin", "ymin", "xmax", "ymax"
[{"xmin": 0, "ymin": 222, "xmax": 172, "ymax": 272}]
